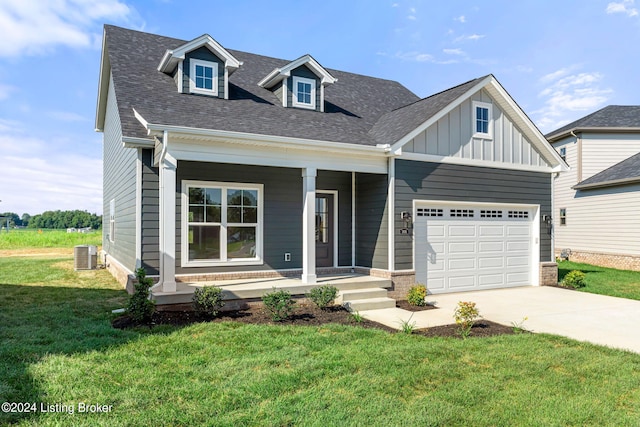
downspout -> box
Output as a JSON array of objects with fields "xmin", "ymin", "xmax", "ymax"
[
  {"xmin": 571, "ymin": 130, "xmax": 581, "ymax": 182},
  {"xmin": 151, "ymin": 130, "xmax": 169, "ymax": 292}
]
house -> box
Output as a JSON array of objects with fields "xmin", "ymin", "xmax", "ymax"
[
  {"xmin": 547, "ymin": 106, "xmax": 640, "ymax": 271},
  {"xmin": 95, "ymin": 25, "xmax": 567, "ymax": 305}
]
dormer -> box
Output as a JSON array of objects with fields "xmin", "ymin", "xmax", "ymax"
[
  {"xmin": 258, "ymin": 54, "xmax": 337, "ymax": 112},
  {"xmin": 158, "ymin": 34, "xmax": 242, "ymax": 100}
]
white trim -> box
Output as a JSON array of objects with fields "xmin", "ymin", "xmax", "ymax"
[
  {"xmin": 224, "ymin": 67, "xmax": 229, "ymax": 100},
  {"xmin": 317, "ymin": 190, "xmax": 339, "ymax": 268},
  {"xmin": 302, "ymin": 168, "xmax": 317, "ymax": 284},
  {"xmin": 472, "ymin": 100, "xmax": 493, "ymax": 139},
  {"xmin": 94, "ymin": 30, "xmax": 110, "ymax": 132},
  {"xmin": 257, "ymin": 54, "xmax": 337, "ymax": 89},
  {"xmin": 320, "ymin": 84, "xmax": 325, "ymax": 113},
  {"xmin": 351, "ymin": 171, "xmax": 356, "ymax": 268},
  {"xmin": 181, "ymin": 180, "xmax": 264, "ymax": 267},
  {"xmin": 400, "ymin": 151, "xmax": 555, "ymax": 173},
  {"xmin": 292, "ymin": 76, "xmax": 316, "ymax": 110},
  {"xmin": 122, "ymin": 136, "xmax": 155, "ymax": 149},
  {"xmin": 157, "ymin": 33, "xmax": 242, "ymax": 74},
  {"xmin": 282, "ymin": 78, "xmax": 288, "ymax": 107},
  {"xmin": 159, "ymin": 133, "xmax": 177, "ymax": 292},
  {"xmin": 189, "ymin": 58, "xmax": 218, "ymax": 96},
  {"xmin": 387, "ymin": 157, "xmax": 395, "ymax": 271},
  {"xmin": 412, "ymin": 199, "xmax": 541, "ymax": 287},
  {"xmin": 177, "ymin": 61, "xmax": 183, "ymax": 93},
  {"xmin": 135, "ymin": 150, "xmax": 142, "ymax": 269}
]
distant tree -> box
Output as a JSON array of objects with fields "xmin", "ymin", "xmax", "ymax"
[
  {"xmin": 27, "ymin": 210, "xmax": 102, "ymax": 230},
  {"xmin": 21, "ymin": 213, "xmax": 31, "ymax": 227},
  {"xmin": 0, "ymin": 212, "xmax": 21, "ymax": 227}
]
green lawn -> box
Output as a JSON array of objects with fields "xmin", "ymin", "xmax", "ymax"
[
  {"xmin": 2, "ymin": 254, "xmax": 640, "ymax": 425},
  {"xmin": 0, "ymin": 229, "xmax": 101, "ymax": 250},
  {"xmin": 558, "ymin": 260, "xmax": 640, "ymax": 300}
]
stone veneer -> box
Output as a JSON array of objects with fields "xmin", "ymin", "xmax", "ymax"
[
  {"xmin": 358, "ymin": 268, "xmax": 416, "ymax": 300},
  {"xmin": 539, "ymin": 262, "xmax": 558, "ymax": 286},
  {"xmin": 556, "ymin": 250, "xmax": 640, "ymax": 272}
]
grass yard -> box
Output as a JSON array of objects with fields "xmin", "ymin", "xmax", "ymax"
[
  {"xmin": 558, "ymin": 260, "xmax": 640, "ymax": 301},
  {"xmin": 2, "ymin": 252, "xmax": 640, "ymax": 425},
  {"xmin": 0, "ymin": 229, "xmax": 101, "ymax": 250}
]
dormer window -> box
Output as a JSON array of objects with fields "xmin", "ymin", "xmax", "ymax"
[
  {"xmin": 292, "ymin": 76, "xmax": 316, "ymax": 109},
  {"xmin": 190, "ymin": 59, "xmax": 218, "ymax": 96},
  {"xmin": 472, "ymin": 101, "xmax": 492, "ymax": 139}
]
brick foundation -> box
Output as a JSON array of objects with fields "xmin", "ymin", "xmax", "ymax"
[
  {"xmin": 539, "ymin": 262, "xmax": 558, "ymax": 286},
  {"xmin": 176, "ymin": 267, "xmax": 355, "ymax": 283},
  {"xmin": 103, "ymin": 252, "xmax": 136, "ymax": 293},
  {"xmin": 555, "ymin": 250, "xmax": 640, "ymax": 272}
]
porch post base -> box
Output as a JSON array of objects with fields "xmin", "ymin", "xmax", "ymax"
[
  {"xmin": 162, "ymin": 281, "xmax": 177, "ymax": 293},
  {"xmin": 301, "ymin": 273, "xmax": 317, "ymax": 284}
]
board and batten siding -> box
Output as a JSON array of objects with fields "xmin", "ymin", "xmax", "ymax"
[
  {"xmin": 174, "ymin": 163, "xmax": 354, "ymax": 274},
  {"xmin": 394, "ymin": 159, "xmax": 552, "ymax": 270},
  {"xmin": 102, "ymin": 73, "xmax": 138, "ymax": 272},
  {"xmin": 140, "ymin": 149, "xmax": 160, "ymax": 275},
  {"xmin": 404, "ymin": 89, "xmax": 550, "ymax": 168},
  {"xmin": 355, "ymin": 173, "xmax": 388, "ymax": 269},
  {"xmin": 286, "ymin": 65, "xmax": 322, "ymax": 112}
]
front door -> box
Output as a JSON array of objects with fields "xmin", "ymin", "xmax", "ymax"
[{"xmin": 315, "ymin": 194, "xmax": 334, "ymax": 267}]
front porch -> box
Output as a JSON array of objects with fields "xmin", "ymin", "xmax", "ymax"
[{"xmin": 152, "ymin": 273, "xmax": 395, "ymax": 311}]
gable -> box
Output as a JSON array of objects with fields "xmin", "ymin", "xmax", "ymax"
[
  {"xmin": 402, "ymin": 89, "xmax": 551, "ymax": 169},
  {"xmin": 181, "ymin": 47, "xmax": 225, "ymax": 97}
]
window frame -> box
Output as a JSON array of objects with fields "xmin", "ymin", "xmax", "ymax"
[
  {"xmin": 181, "ymin": 180, "xmax": 263, "ymax": 267},
  {"xmin": 559, "ymin": 147, "xmax": 567, "ymax": 162},
  {"xmin": 291, "ymin": 76, "xmax": 316, "ymax": 109},
  {"xmin": 472, "ymin": 101, "xmax": 493, "ymax": 139},
  {"xmin": 189, "ymin": 58, "xmax": 219, "ymax": 96},
  {"xmin": 559, "ymin": 208, "xmax": 567, "ymax": 226}
]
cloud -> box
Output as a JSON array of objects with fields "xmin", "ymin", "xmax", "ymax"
[
  {"xmin": 606, "ymin": 0, "xmax": 639, "ymax": 16},
  {"xmin": 46, "ymin": 111, "xmax": 89, "ymax": 122},
  {"xmin": 454, "ymin": 34, "xmax": 486, "ymax": 42},
  {"xmin": 443, "ymin": 48, "xmax": 465, "ymax": 56},
  {"xmin": 395, "ymin": 51, "xmax": 434, "ymax": 62},
  {"xmin": 0, "ymin": 0, "xmax": 137, "ymax": 57},
  {"xmin": 455, "ymin": 15, "xmax": 466, "ymax": 23},
  {"xmin": 0, "ymin": 126, "xmax": 102, "ymax": 214},
  {"xmin": 533, "ymin": 68, "xmax": 613, "ymax": 132},
  {"xmin": 0, "ymin": 83, "xmax": 16, "ymax": 100}
]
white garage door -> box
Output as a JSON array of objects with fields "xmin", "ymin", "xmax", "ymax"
[{"xmin": 414, "ymin": 203, "xmax": 535, "ymax": 294}]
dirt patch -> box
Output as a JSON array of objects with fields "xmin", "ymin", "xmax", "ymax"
[
  {"xmin": 395, "ymin": 300, "xmax": 438, "ymax": 312},
  {"xmin": 113, "ymin": 303, "xmax": 517, "ymax": 338},
  {"xmin": 0, "ymin": 248, "xmax": 74, "ymax": 257}
]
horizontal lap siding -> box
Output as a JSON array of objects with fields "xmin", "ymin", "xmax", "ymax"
[
  {"xmin": 317, "ymin": 170, "xmax": 353, "ymax": 267},
  {"xmin": 176, "ymin": 162, "xmax": 303, "ymax": 274},
  {"xmin": 394, "ymin": 159, "xmax": 552, "ymax": 270},
  {"xmin": 141, "ymin": 149, "xmax": 160, "ymax": 274},
  {"xmin": 356, "ymin": 173, "xmax": 388, "ymax": 269},
  {"xmin": 102, "ymin": 73, "xmax": 137, "ymax": 272}
]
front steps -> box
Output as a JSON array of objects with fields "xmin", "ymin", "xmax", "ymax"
[{"xmin": 152, "ymin": 274, "xmax": 397, "ymax": 308}]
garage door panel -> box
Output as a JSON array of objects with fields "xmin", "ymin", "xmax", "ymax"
[{"xmin": 415, "ymin": 203, "xmax": 534, "ymax": 294}]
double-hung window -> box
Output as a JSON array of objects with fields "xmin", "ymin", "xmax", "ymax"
[
  {"xmin": 183, "ymin": 181, "xmax": 263, "ymax": 266},
  {"xmin": 472, "ymin": 101, "xmax": 492, "ymax": 138},
  {"xmin": 292, "ymin": 76, "xmax": 316, "ymax": 109},
  {"xmin": 189, "ymin": 59, "xmax": 218, "ymax": 96}
]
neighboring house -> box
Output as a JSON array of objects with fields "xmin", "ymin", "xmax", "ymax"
[
  {"xmin": 95, "ymin": 25, "xmax": 566, "ymax": 303},
  {"xmin": 547, "ymin": 106, "xmax": 640, "ymax": 271}
]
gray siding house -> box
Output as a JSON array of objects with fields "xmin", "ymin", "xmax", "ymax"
[
  {"xmin": 95, "ymin": 25, "xmax": 567, "ymax": 303},
  {"xmin": 547, "ymin": 106, "xmax": 640, "ymax": 271}
]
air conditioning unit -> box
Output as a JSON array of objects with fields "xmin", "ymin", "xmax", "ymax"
[{"xmin": 74, "ymin": 245, "xmax": 97, "ymax": 270}]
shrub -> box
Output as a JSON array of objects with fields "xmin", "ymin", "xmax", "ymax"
[
  {"xmin": 127, "ymin": 268, "xmax": 155, "ymax": 323},
  {"xmin": 407, "ymin": 284, "xmax": 428, "ymax": 306},
  {"xmin": 398, "ymin": 314, "xmax": 416, "ymax": 334},
  {"xmin": 262, "ymin": 288, "xmax": 296, "ymax": 321},
  {"xmin": 454, "ymin": 301, "xmax": 480, "ymax": 339},
  {"xmin": 193, "ymin": 286, "xmax": 225, "ymax": 317},
  {"xmin": 308, "ymin": 285, "xmax": 339, "ymax": 309},
  {"xmin": 562, "ymin": 270, "xmax": 587, "ymax": 289}
]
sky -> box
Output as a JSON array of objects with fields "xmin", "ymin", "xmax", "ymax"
[{"xmin": 0, "ymin": 0, "xmax": 639, "ymax": 216}]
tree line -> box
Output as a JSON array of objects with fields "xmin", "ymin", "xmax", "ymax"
[{"xmin": 0, "ymin": 210, "xmax": 102, "ymax": 230}]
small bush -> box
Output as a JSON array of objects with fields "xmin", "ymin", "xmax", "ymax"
[
  {"xmin": 454, "ymin": 301, "xmax": 480, "ymax": 339},
  {"xmin": 407, "ymin": 284, "xmax": 428, "ymax": 306},
  {"xmin": 308, "ymin": 285, "xmax": 339, "ymax": 309},
  {"xmin": 351, "ymin": 311, "xmax": 363, "ymax": 323},
  {"xmin": 398, "ymin": 314, "xmax": 416, "ymax": 334},
  {"xmin": 562, "ymin": 270, "xmax": 587, "ymax": 288},
  {"xmin": 193, "ymin": 286, "xmax": 225, "ymax": 317},
  {"xmin": 127, "ymin": 268, "xmax": 156, "ymax": 323},
  {"xmin": 262, "ymin": 288, "xmax": 296, "ymax": 321}
]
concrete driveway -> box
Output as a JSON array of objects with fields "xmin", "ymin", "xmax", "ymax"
[{"xmin": 361, "ymin": 286, "xmax": 640, "ymax": 354}]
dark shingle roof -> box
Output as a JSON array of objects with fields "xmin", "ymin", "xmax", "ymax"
[
  {"xmin": 104, "ymin": 25, "xmax": 423, "ymax": 145},
  {"xmin": 546, "ymin": 105, "xmax": 640, "ymax": 141},
  {"xmin": 574, "ymin": 151, "xmax": 640, "ymax": 190},
  {"xmin": 368, "ymin": 76, "xmax": 487, "ymax": 144}
]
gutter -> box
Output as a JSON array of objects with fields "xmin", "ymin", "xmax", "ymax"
[{"xmin": 573, "ymin": 176, "xmax": 640, "ymax": 190}]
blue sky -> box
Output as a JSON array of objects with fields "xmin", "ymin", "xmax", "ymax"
[{"xmin": 0, "ymin": 0, "xmax": 639, "ymax": 216}]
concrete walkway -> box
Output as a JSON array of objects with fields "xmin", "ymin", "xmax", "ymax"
[{"xmin": 360, "ymin": 286, "xmax": 640, "ymax": 354}]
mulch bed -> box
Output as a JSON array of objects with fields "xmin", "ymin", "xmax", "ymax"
[
  {"xmin": 395, "ymin": 300, "xmax": 438, "ymax": 311},
  {"xmin": 113, "ymin": 302, "xmax": 518, "ymax": 338}
]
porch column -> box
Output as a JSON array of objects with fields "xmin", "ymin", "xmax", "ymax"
[
  {"xmin": 159, "ymin": 151, "xmax": 177, "ymax": 293},
  {"xmin": 301, "ymin": 167, "xmax": 317, "ymax": 284}
]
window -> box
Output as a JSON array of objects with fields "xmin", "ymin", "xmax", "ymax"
[
  {"xmin": 480, "ymin": 210, "xmax": 503, "ymax": 218},
  {"xmin": 292, "ymin": 76, "xmax": 316, "ymax": 109},
  {"xmin": 109, "ymin": 199, "xmax": 115, "ymax": 242},
  {"xmin": 450, "ymin": 209, "xmax": 475, "ymax": 218},
  {"xmin": 559, "ymin": 147, "xmax": 567, "ymax": 162},
  {"xmin": 560, "ymin": 208, "xmax": 567, "ymax": 226},
  {"xmin": 472, "ymin": 101, "xmax": 492, "ymax": 138},
  {"xmin": 183, "ymin": 181, "xmax": 263, "ymax": 266},
  {"xmin": 189, "ymin": 59, "xmax": 218, "ymax": 95},
  {"xmin": 417, "ymin": 208, "xmax": 443, "ymax": 217},
  {"xmin": 507, "ymin": 210, "xmax": 529, "ymax": 219}
]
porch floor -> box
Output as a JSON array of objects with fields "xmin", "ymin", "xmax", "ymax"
[{"xmin": 152, "ymin": 274, "xmax": 392, "ymax": 305}]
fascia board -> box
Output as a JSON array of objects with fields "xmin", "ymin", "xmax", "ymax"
[{"xmin": 94, "ymin": 30, "xmax": 110, "ymax": 132}]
